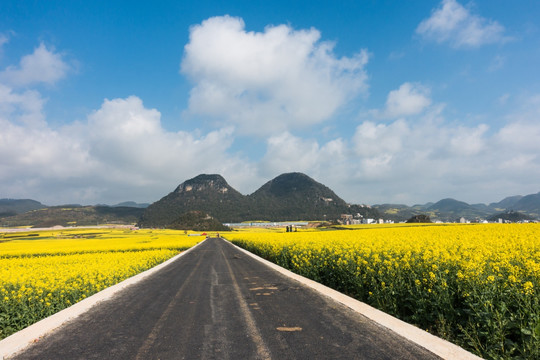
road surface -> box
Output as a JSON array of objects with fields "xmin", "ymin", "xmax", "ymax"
[{"xmin": 11, "ymin": 238, "xmax": 441, "ymax": 359}]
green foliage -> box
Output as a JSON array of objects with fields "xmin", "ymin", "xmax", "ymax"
[
  {"xmin": 168, "ymin": 211, "xmax": 231, "ymax": 231},
  {"xmin": 487, "ymin": 211, "xmax": 534, "ymax": 222},
  {"xmin": 231, "ymin": 226, "xmax": 540, "ymax": 360},
  {"xmin": 406, "ymin": 214, "xmax": 432, "ymax": 223},
  {"xmin": 0, "ymin": 206, "xmax": 144, "ymax": 227},
  {"xmin": 139, "ymin": 173, "xmax": 381, "ymax": 227}
]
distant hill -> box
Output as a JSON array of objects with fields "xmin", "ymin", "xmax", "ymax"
[
  {"xmin": 375, "ymin": 193, "xmax": 540, "ymax": 222},
  {"xmin": 247, "ymin": 173, "xmax": 375, "ymax": 221},
  {"xmin": 0, "ymin": 199, "xmax": 46, "ymax": 218},
  {"xmin": 4, "ymin": 185, "xmax": 538, "ymax": 227},
  {"xmin": 425, "ymin": 198, "xmax": 488, "ymax": 221},
  {"xmin": 510, "ymin": 192, "xmax": 540, "ymax": 217},
  {"xmin": 113, "ymin": 201, "xmax": 150, "ymax": 208},
  {"xmin": 489, "ymin": 195, "xmax": 523, "ymax": 211},
  {"xmin": 428, "ymin": 198, "xmax": 471, "ymax": 213},
  {"xmin": 138, "ymin": 173, "xmax": 380, "ymax": 227},
  {"xmin": 0, "ymin": 205, "xmax": 144, "ymax": 228},
  {"xmin": 373, "ymin": 204, "xmax": 432, "ymax": 222}
]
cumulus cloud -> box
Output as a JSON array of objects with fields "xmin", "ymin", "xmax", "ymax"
[
  {"xmin": 1, "ymin": 93, "xmax": 257, "ymax": 204},
  {"xmin": 384, "ymin": 82, "xmax": 432, "ymax": 118},
  {"xmin": 0, "ymin": 42, "xmax": 257, "ymax": 204},
  {"xmin": 416, "ymin": 0, "xmax": 507, "ymax": 48},
  {"xmin": 353, "ymin": 120, "xmax": 408, "ymax": 158},
  {"xmin": 261, "ymin": 132, "xmax": 347, "ymax": 176},
  {"xmin": 0, "ymin": 86, "xmax": 93, "ymax": 186},
  {"xmin": 2, "ymin": 35, "xmax": 539, "ymax": 208},
  {"xmin": 496, "ymin": 121, "xmax": 540, "ymax": 152},
  {"xmin": 0, "ymin": 84, "xmax": 46, "ymax": 126},
  {"xmin": 181, "ymin": 15, "xmax": 369, "ymax": 135},
  {"xmin": 0, "ymin": 43, "xmax": 70, "ymax": 87},
  {"xmin": 255, "ymin": 93, "xmax": 540, "ymax": 206},
  {"xmin": 83, "ymin": 96, "xmax": 244, "ymax": 184}
]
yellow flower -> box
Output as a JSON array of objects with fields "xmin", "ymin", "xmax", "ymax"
[
  {"xmin": 0, "ymin": 228, "xmax": 201, "ymax": 340},
  {"xmin": 523, "ymin": 281, "xmax": 534, "ymax": 295}
]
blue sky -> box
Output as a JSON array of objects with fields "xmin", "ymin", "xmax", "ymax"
[{"xmin": 1, "ymin": 0, "xmax": 539, "ymax": 206}]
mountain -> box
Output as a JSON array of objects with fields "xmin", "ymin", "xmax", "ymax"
[
  {"xmin": 427, "ymin": 198, "xmax": 491, "ymax": 221},
  {"xmin": 511, "ymin": 192, "xmax": 540, "ymax": 217},
  {"xmin": 4, "ymin": 183, "xmax": 538, "ymax": 227},
  {"xmin": 374, "ymin": 192, "xmax": 540, "ymax": 222},
  {"xmin": 139, "ymin": 173, "xmax": 380, "ymax": 227},
  {"xmin": 247, "ymin": 172, "xmax": 363, "ymax": 221},
  {"xmin": 428, "ymin": 198, "xmax": 471, "ymax": 213},
  {"xmin": 0, "ymin": 199, "xmax": 46, "ymax": 217},
  {"xmin": 138, "ymin": 174, "xmax": 247, "ymax": 227},
  {"xmin": 470, "ymin": 203, "xmax": 492, "ymax": 212},
  {"xmin": 489, "ymin": 195, "xmax": 524, "ymax": 211}
]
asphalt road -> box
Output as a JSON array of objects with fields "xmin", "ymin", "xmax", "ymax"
[{"xmin": 11, "ymin": 238, "xmax": 441, "ymax": 360}]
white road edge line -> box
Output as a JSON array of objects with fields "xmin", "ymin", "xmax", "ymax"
[
  {"xmin": 0, "ymin": 239, "xmax": 207, "ymax": 360},
  {"xmin": 226, "ymin": 239, "xmax": 483, "ymax": 360}
]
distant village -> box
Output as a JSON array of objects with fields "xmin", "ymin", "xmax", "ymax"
[
  {"xmin": 224, "ymin": 213, "xmax": 537, "ymax": 229},
  {"xmin": 338, "ymin": 213, "xmax": 537, "ymax": 225}
]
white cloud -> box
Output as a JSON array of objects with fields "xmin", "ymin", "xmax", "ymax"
[
  {"xmin": 496, "ymin": 121, "xmax": 540, "ymax": 152},
  {"xmin": 2, "ymin": 34, "xmax": 539, "ymax": 209},
  {"xmin": 0, "ymin": 43, "xmax": 70, "ymax": 87},
  {"xmin": 416, "ymin": 0, "xmax": 506, "ymax": 48},
  {"xmin": 384, "ymin": 82, "xmax": 432, "ymax": 118},
  {"xmin": 261, "ymin": 132, "xmax": 347, "ymax": 176},
  {"xmin": 83, "ymin": 96, "xmax": 243, "ymax": 184},
  {"xmin": 353, "ymin": 120, "xmax": 408, "ymax": 157},
  {"xmin": 0, "ymin": 42, "xmax": 257, "ymax": 204},
  {"xmin": 255, "ymin": 94, "xmax": 540, "ymax": 205},
  {"xmin": 449, "ymin": 124, "xmax": 488, "ymax": 156},
  {"xmin": 0, "ymin": 93, "xmax": 255, "ymax": 204},
  {"xmin": 181, "ymin": 15, "xmax": 369, "ymax": 135},
  {"xmin": 0, "ymin": 86, "xmax": 93, "ymax": 182},
  {"xmin": 5, "ymin": 80, "xmax": 536, "ymax": 207},
  {"xmin": 0, "ymin": 84, "xmax": 46, "ymax": 126}
]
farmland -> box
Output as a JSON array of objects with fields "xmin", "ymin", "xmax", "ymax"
[
  {"xmin": 228, "ymin": 223, "xmax": 540, "ymax": 360},
  {"xmin": 0, "ymin": 228, "xmax": 202, "ymax": 339},
  {"xmin": 1, "ymin": 223, "xmax": 538, "ymax": 359}
]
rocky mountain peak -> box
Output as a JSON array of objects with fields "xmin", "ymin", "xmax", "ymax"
[{"xmin": 174, "ymin": 174, "xmax": 231, "ymax": 194}]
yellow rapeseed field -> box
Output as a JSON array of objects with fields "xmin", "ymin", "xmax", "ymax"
[
  {"xmin": 0, "ymin": 228, "xmax": 202, "ymax": 339},
  {"xmin": 228, "ymin": 223, "xmax": 540, "ymax": 360}
]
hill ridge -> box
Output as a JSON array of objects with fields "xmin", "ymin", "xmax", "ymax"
[{"xmin": 138, "ymin": 172, "xmax": 379, "ymax": 227}]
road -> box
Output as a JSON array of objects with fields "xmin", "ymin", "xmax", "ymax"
[{"xmin": 11, "ymin": 238, "xmax": 441, "ymax": 360}]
